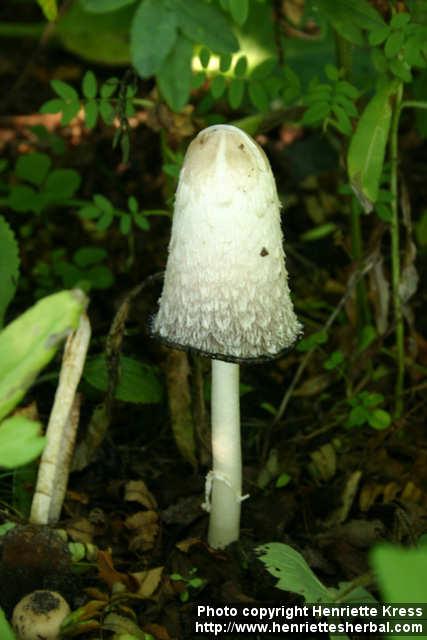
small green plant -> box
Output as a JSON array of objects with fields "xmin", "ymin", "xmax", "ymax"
[
  {"xmin": 346, "ymin": 391, "xmax": 391, "ymax": 431},
  {"xmin": 169, "ymin": 568, "xmax": 205, "ymax": 602}
]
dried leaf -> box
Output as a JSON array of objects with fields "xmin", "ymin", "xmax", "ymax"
[
  {"xmin": 131, "ymin": 566, "xmax": 163, "ymax": 598},
  {"xmin": 125, "ymin": 510, "xmax": 160, "ymax": 552},
  {"xmin": 97, "ymin": 550, "xmax": 137, "ymax": 591},
  {"xmin": 309, "ymin": 443, "xmax": 336, "ymax": 481},
  {"xmin": 369, "ymin": 257, "xmax": 390, "ymax": 335},
  {"xmin": 66, "ymin": 517, "xmax": 94, "ymax": 543},
  {"xmin": 125, "ymin": 479, "xmax": 158, "ymax": 510}
]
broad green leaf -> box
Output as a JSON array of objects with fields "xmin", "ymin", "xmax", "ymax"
[
  {"xmin": 175, "ymin": 0, "xmax": 239, "ymax": 54},
  {"xmin": 39, "ymin": 98, "xmax": 64, "ymax": 115},
  {"xmin": 368, "ymin": 409, "xmax": 391, "ymax": 430},
  {"xmin": 82, "ymin": 70, "xmax": 97, "ymax": 98},
  {"xmin": 131, "ymin": 0, "xmax": 178, "ymax": 78},
  {"xmin": 347, "ymin": 83, "xmax": 394, "ymax": 212},
  {"xmin": 368, "ymin": 25, "xmax": 390, "ymax": 46},
  {"xmin": 371, "ymin": 545, "xmax": 427, "ymax": 605},
  {"xmin": 81, "ymin": 0, "xmax": 136, "ymax": 12},
  {"xmin": 86, "ymin": 265, "xmax": 114, "ymax": 290},
  {"xmin": 0, "ymin": 216, "xmax": 20, "ymax": 327},
  {"xmin": 15, "ymin": 152, "xmax": 51, "ymax": 186},
  {"xmin": 229, "ymin": 0, "xmax": 249, "ymax": 25},
  {"xmin": 8, "ymin": 185, "xmax": 38, "ymax": 213},
  {"xmin": 44, "ymin": 169, "xmax": 81, "ymax": 199},
  {"xmin": 257, "ymin": 543, "xmax": 332, "ymax": 603},
  {"xmin": 297, "ymin": 330, "xmax": 328, "ymax": 352},
  {"xmin": 0, "ymin": 290, "xmax": 87, "ymax": 421},
  {"xmin": 248, "ymin": 80, "xmax": 269, "ymax": 112},
  {"xmin": 384, "ymin": 31, "xmax": 405, "ymax": 59},
  {"xmin": 36, "ymin": 0, "xmax": 57, "ymax": 20},
  {"xmin": 0, "ymin": 416, "xmax": 45, "ymax": 469},
  {"xmin": 84, "ymin": 355, "xmax": 162, "ymax": 404},
  {"xmin": 157, "ymin": 35, "xmax": 193, "ymax": 111},
  {"xmin": 389, "ymin": 58, "xmax": 412, "ymax": 83}
]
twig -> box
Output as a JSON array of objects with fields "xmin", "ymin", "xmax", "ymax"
[{"xmin": 30, "ymin": 313, "xmax": 91, "ymax": 524}]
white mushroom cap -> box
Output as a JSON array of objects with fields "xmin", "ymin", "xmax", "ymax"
[
  {"xmin": 12, "ymin": 590, "xmax": 70, "ymax": 640},
  {"xmin": 152, "ymin": 124, "xmax": 301, "ymax": 361}
]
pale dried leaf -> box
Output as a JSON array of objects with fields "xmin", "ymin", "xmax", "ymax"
[
  {"xmin": 125, "ymin": 479, "xmax": 157, "ymax": 510},
  {"xmin": 132, "ymin": 566, "xmax": 163, "ymax": 598}
]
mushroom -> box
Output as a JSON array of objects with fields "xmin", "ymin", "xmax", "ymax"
[
  {"xmin": 152, "ymin": 124, "xmax": 301, "ymax": 549},
  {"xmin": 12, "ymin": 590, "xmax": 70, "ymax": 640}
]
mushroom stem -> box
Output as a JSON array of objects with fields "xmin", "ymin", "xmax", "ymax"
[{"xmin": 208, "ymin": 360, "xmax": 242, "ymax": 549}]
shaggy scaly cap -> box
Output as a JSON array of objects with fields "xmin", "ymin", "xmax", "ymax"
[{"xmin": 152, "ymin": 124, "xmax": 301, "ymax": 361}]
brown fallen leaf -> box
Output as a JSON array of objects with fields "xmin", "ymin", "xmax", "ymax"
[
  {"xmin": 125, "ymin": 479, "xmax": 158, "ymax": 510},
  {"xmin": 97, "ymin": 549, "xmax": 138, "ymax": 591},
  {"xmin": 131, "ymin": 566, "xmax": 163, "ymax": 598},
  {"xmin": 125, "ymin": 510, "xmax": 160, "ymax": 552},
  {"xmin": 66, "ymin": 517, "xmax": 95, "ymax": 544}
]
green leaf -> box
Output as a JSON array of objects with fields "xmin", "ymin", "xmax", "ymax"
[
  {"xmin": 82, "ymin": 70, "xmax": 97, "ymax": 98},
  {"xmin": 191, "ymin": 71, "xmax": 205, "ymax": 90},
  {"xmin": 357, "ymin": 324, "xmax": 376, "ymax": 351},
  {"xmin": 415, "ymin": 210, "xmax": 427, "ymax": 246},
  {"xmin": 133, "ymin": 213, "xmax": 150, "ymax": 230},
  {"xmin": 81, "ymin": 0, "xmax": 136, "ymax": 12},
  {"xmin": 60, "ymin": 100, "xmax": 81, "ymax": 126},
  {"xmin": 0, "ymin": 416, "xmax": 45, "ymax": 469},
  {"xmin": 371, "ymin": 48, "xmax": 388, "ymax": 72},
  {"xmin": 316, "ymin": 0, "xmax": 385, "ymax": 32},
  {"xmin": 228, "ymin": 77, "xmax": 245, "ymax": 109},
  {"xmin": 39, "ymin": 98, "xmax": 64, "ymax": 115},
  {"xmin": 74, "ymin": 246, "xmax": 107, "ymax": 267},
  {"xmin": 8, "ymin": 185, "xmax": 38, "ymax": 213},
  {"xmin": 157, "ymin": 34, "xmax": 193, "ymax": 111},
  {"xmin": 296, "ymin": 330, "xmax": 328, "ymax": 352},
  {"xmin": 323, "ymin": 350, "xmax": 344, "ymax": 370},
  {"xmin": 301, "ymin": 223, "xmax": 337, "ymax": 241},
  {"xmin": 15, "ymin": 152, "xmax": 51, "ymax": 186},
  {"xmin": 234, "ymin": 55, "xmax": 247, "ymax": 77},
  {"xmin": 370, "ymin": 545, "xmax": 427, "ymax": 604},
  {"xmin": 84, "ymin": 355, "xmax": 162, "ymax": 404},
  {"xmin": 199, "ymin": 47, "xmax": 210, "ymax": 68},
  {"xmin": 389, "ymin": 58, "xmax": 412, "ymax": 82},
  {"xmin": 100, "ymin": 77, "xmax": 119, "ymax": 98},
  {"xmin": 84, "ymin": 99, "xmax": 99, "ymax": 129},
  {"xmin": 175, "ymin": 0, "xmax": 239, "ymax": 54},
  {"xmin": 248, "ymin": 80, "xmax": 269, "ymax": 112},
  {"xmin": 97, "ymin": 211, "xmax": 114, "ymax": 230},
  {"xmin": 0, "ymin": 290, "xmax": 87, "ymax": 421},
  {"xmin": 128, "ymin": 196, "xmax": 138, "ymax": 213},
  {"xmin": 44, "ymin": 169, "xmax": 81, "ymax": 199},
  {"xmin": 119, "ymin": 213, "xmax": 132, "ymax": 234},
  {"xmin": 0, "ymin": 216, "xmax": 20, "ymax": 327},
  {"xmin": 368, "ymin": 25, "xmax": 390, "ymax": 46},
  {"xmin": 210, "ymin": 75, "xmax": 227, "ymax": 99},
  {"xmin": 384, "ymin": 31, "xmax": 405, "ymax": 59},
  {"xmin": 256, "ymin": 543, "xmax": 332, "ymax": 603},
  {"xmin": 276, "ymin": 473, "xmax": 291, "ymax": 488},
  {"xmin": 131, "ymin": 0, "xmax": 178, "ymax": 78},
  {"xmin": 332, "ymin": 104, "xmax": 353, "ymax": 135},
  {"xmin": 325, "ymin": 64, "xmax": 339, "ymax": 82},
  {"xmin": 94, "ymin": 194, "xmax": 114, "ymax": 213},
  {"xmin": 220, "ymin": 53, "xmax": 232, "ymax": 73},
  {"xmin": 99, "ymin": 100, "xmax": 116, "ymax": 124},
  {"xmin": 301, "ymin": 101, "xmax": 331, "ymax": 125},
  {"xmin": 390, "ymin": 13, "xmax": 411, "ymax": 29},
  {"xmin": 36, "ymin": 0, "xmax": 57, "ymax": 20},
  {"xmin": 229, "ymin": 0, "xmax": 249, "ymax": 25},
  {"xmin": 336, "ymin": 80, "xmax": 359, "ymax": 99},
  {"xmin": 78, "ymin": 205, "xmax": 100, "ymax": 220},
  {"xmin": 368, "ymin": 409, "xmax": 391, "ymax": 430},
  {"xmin": 51, "ymin": 79, "xmax": 79, "ymax": 102},
  {"xmin": 0, "ymin": 606, "xmax": 18, "ymax": 640},
  {"xmin": 347, "ymin": 404, "xmax": 370, "ymax": 427},
  {"xmin": 347, "ymin": 83, "xmax": 394, "ymax": 212},
  {"xmin": 251, "ymin": 57, "xmax": 277, "ymax": 80},
  {"xmin": 87, "ymin": 265, "xmax": 114, "ymax": 290}
]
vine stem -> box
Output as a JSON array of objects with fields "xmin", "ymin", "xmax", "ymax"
[{"xmin": 390, "ymin": 83, "xmax": 404, "ymax": 417}]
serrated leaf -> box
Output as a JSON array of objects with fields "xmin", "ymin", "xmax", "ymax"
[
  {"xmin": 84, "ymin": 355, "xmax": 162, "ymax": 404},
  {"xmin": 82, "ymin": 70, "xmax": 97, "ymax": 98},
  {"xmin": 131, "ymin": 0, "xmax": 178, "ymax": 78},
  {"xmin": 0, "ymin": 417, "xmax": 45, "ymax": 469},
  {"xmin": 0, "ymin": 290, "xmax": 87, "ymax": 421},
  {"xmin": 15, "ymin": 152, "xmax": 51, "ymax": 186},
  {"xmin": 0, "ymin": 216, "xmax": 19, "ymax": 327},
  {"xmin": 347, "ymin": 83, "xmax": 394, "ymax": 211},
  {"xmin": 36, "ymin": 0, "xmax": 57, "ymax": 21},
  {"xmin": 157, "ymin": 34, "xmax": 193, "ymax": 111},
  {"xmin": 228, "ymin": 77, "xmax": 245, "ymax": 109},
  {"xmin": 175, "ymin": 0, "xmax": 239, "ymax": 54},
  {"xmin": 257, "ymin": 543, "xmax": 332, "ymax": 603},
  {"xmin": 81, "ymin": 0, "xmax": 136, "ymax": 12},
  {"xmin": 370, "ymin": 545, "xmax": 427, "ymax": 603},
  {"xmin": 229, "ymin": 0, "xmax": 249, "ymax": 25}
]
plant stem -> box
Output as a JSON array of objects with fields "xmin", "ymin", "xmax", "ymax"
[
  {"xmin": 207, "ymin": 360, "xmax": 241, "ymax": 549},
  {"xmin": 389, "ymin": 83, "xmax": 404, "ymax": 417},
  {"xmin": 350, "ymin": 198, "xmax": 370, "ymax": 328},
  {"xmin": 0, "ymin": 22, "xmax": 44, "ymax": 38},
  {"xmin": 400, "ymin": 100, "xmax": 427, "ymax": 111}
]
